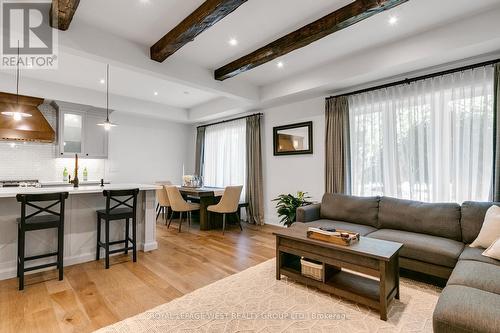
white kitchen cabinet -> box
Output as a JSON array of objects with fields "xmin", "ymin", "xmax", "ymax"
[
  {"xmin": 54, "ymin": 101, "xmax": 110, "ymax": 159},
  {"xmin": 61, "ymin": 111, "xmax": 84, "ymax": 155},
  {"xmin": 84, "ymin": 113, "xmax": 108, "ymax": 158}
]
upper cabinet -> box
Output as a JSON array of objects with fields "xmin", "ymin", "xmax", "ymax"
[
  {"xmin": 84, "ymin": 113, "xmax": 108, "ymax": 158},
  {"xmin": 61, "ymin": 111, "xmax": 84, "ymax": 154},
  {"xmin": 53, "ymin": 101, "xmax": 110, "ymax": 159}
]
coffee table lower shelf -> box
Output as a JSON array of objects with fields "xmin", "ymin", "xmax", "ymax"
[{"xmin": 280, "ymin": 266, "xmax": 393, "ymax": 312}]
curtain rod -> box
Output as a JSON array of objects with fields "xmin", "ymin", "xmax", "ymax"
[
  {"xmin": 196, "ymin": 113, "xmax": 263, "ymax": 129},
  {"xmin": 327, "ymin": 58, "xmax": 500, "ymax": 100}
]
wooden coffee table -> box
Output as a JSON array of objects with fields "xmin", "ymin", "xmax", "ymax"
[{"xmin": 274, "ymin": 223, "xmax": 403, "ymax": 320}]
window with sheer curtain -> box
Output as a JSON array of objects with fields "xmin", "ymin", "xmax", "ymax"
[
  {"xmin": 202, "ymin": 118, "xmax": 246, "ymax": 201},
  {"xmin": 349, "ymin": 67, "xmax": 494, "ymax": 203}
]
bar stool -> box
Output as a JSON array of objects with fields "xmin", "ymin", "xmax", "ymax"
[
  {"xmin": 16, "ymin": 192, "xmax": 69, "ymax": 291},
  {"xmin": 207, "ymin": 186, "xmax": 243, "ymax": 235},
  {"xmin": 96, "ymin": 189, "xmax": 139, "ymax": 269}
]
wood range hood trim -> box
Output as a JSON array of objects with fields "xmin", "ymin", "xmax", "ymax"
[{"xmin": 0, "ymin": 92, "xmax": 56, "ymax": 143}]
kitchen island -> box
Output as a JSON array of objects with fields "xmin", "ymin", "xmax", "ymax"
[{"xmin": 0, "ymin": 184, "xmax": 159, "ymax": 280}]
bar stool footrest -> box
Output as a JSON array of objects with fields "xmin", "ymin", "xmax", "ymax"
[
  {"xmin": 25, "ymin": 252, "xmax": 59, "ymax": 261},
  {"xmin": 24, "ymin": 262, "xmax": 59, "ymax": 272},
  {"xmin": 108, "ymin": 246, "xmax": 135, "ymax": 255},
  {"xmin": 97, "ymin": 239, "xmax": 134, "ymax": 248},
  {"xmin": 108, "ymin": 240, "xmax": 127, "ymax": 246}
]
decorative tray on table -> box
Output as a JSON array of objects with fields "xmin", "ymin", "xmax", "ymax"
[{"xmin": 306, "ymin": 227, "xmax": 360, "ymax": 246}]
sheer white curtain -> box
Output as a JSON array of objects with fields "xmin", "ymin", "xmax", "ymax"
[
  {"xmin": 203, "ymin": 118, "xmax": 246, "ymax": 201},
  {"xmin": 349, "ymin": 67, "xmax": 494, "ymax": 203}
]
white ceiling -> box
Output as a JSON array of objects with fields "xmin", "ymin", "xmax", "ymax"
[
  {"xmin": 1, "ymin": 0, "xmax": 499, "ymax": 122},
  {"xmin": 11, "ymin": 53, "xmax": 218, "ymax": 109},
  {"xmin": 73, "ymin": 0, "xmax": 206, "ymax": 46}
]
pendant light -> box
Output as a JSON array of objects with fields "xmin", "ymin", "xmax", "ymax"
[
  {"xmin": 1, "ymin": 42, "xmax": 32, "ymax": 121},
  {"xmin": 97, "ymin": 64, "xmax": 117, "ymax": 130}
]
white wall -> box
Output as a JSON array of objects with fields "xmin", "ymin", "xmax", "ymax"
[
  {"xmin": 262, "ymin": 97, "xmax": 325, "ymax": 226},
  {"xmin": 105, "ymin": 112, "xmax": 194, "ymax": 184}
]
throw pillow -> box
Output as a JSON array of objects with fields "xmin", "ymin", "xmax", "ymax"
[
  {"xmin": 470, "ymin": 205, "xmax": 500, "ymax": 248},
  {"xmin": 483, "ymin": 238, "xmax": 500, "ymax": 261}
]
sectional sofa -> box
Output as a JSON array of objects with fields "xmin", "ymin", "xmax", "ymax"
[{"xmin": 296, "ymin": 193, "xmax": 500, "ymax": 333}]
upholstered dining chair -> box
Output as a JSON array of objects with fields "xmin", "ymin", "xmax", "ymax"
[
  {"xmin": 165, "ymin": 186, "xmax": 200, "ymax": 232},
  {"xmin": 155, "ymin": 181, "xmax": 172, "ymax": 223},
  {"xmin": 207, "ymin": 185, "xmax": 243, "ymax": 235}
]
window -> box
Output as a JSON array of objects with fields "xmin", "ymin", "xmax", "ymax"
[
  {"xmin": 349, "ymin": 67, "xmax": 494, "ymax": 202},
  {"xmin": 202, "ymin": 118, "xmax": 246, "ymax": 201}
]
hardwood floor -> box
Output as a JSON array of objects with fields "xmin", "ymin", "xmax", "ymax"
[{"xmin": 0, "ymin": 219, "xmax": 279, "ymax": 333}]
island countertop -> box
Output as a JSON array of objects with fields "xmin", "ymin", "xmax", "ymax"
[{"xmin": 0, "ymin": 183, "xmax": 160, "ymax": 198}]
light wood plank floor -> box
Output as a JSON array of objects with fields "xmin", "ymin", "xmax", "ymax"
[{"xmin": 0, "ymin": 219, "xmax": 279, "ymax": 333}]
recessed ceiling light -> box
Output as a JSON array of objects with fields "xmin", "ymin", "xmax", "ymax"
[
  {"xmin": 277, "ymin": 61, "xmax": 284, "ymax": 69},
  {"xmin": 228, "ymin": 38, "xmax": 238, "ymax": 46},
  {"xmin": 154, "ymin": 91, "xmax": 158, "ymax": 96},
  {"xmin": 139, "ymin": 0, "xmax": 151, "ymax": 4},
  {"xmin": 388, "ymin": 16, "xmax": 398, "ymax": 26},
  {"xmin": 99, "ymin": 78, "xmax": 105, "ymax": 84}
]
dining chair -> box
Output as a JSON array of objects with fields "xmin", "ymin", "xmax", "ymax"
[
  {"xmin": 155, "ymin": 181, "xmax": 172, "ymax": 220},
  {"xmin": 165, "ymin": 186, "xmax": 200, "ymax": 232},
  {"xmin": 207, "ymin": 185, "xmax": 243, "ymax": 235}
]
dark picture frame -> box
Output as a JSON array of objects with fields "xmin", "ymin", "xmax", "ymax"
[{"xmin": 273, "ymin": 121, "xmax": 313, "ymax": 156}]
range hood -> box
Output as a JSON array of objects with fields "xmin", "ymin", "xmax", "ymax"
[{"xmin": 0, "ymin": 92, "xmax": 55, "ymax": 142}]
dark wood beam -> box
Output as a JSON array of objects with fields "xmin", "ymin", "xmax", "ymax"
[
  {"xmin": 50, "ymin": 0, "xmax": 80, "ymax": 31},
  {"xmin": 215, "ymin": 0, "xmax": 408, "ymax": 81},
  {"xmin": 151, "ymin": 0, "xmax": 247, "ymax": 62}
]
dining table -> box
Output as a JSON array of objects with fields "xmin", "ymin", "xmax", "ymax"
[{"xmin": 178, "ymin": 186, "xmax": 225, "ymax": 230}]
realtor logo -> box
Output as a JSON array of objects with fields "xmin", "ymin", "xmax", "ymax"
[{"xmin": 1, "ymin": 0, "xmax": 58, "ymax": 69}]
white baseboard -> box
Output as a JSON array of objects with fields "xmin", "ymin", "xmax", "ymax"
[
  {"xmin": 142, "ymin": 241, "xmax": 158, "ymax": 252},
  {"xmin": 263, "ymin": 214, "xmax": 287, "ymax": 227},
  {"xmin": 0, "ymin": 243, "xmax": 157, "ymax": 281},
  {"xmin": 264, "ymin": 221, "xmax": 286, "ymax": 227}
]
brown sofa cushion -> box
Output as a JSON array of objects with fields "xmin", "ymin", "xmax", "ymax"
[
  {"xmin": 458, "ymin": 246, "xmax": 500, "ymax": 266},
  {"xmin": 368, "ymin": 229, "xmax": 464, "ymax": 268},
  {"xmin": 320, "ymin": 193, "xmax": 380, "ymax": 228},
  {"xmin": 433, "ymin": 285, "xmax": 500, "ymax": 333},
  {"xmin": 294, "ymin": 219, "xmax": 377, "ymax": 236},
  {"xmin": 378, "ymin": 197, "xmax": 462, "ymax": 241},
  {"xmin": 460, "ymin": 201, "xmax": 500, "ymax": 244}
]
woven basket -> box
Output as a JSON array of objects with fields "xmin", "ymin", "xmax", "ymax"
[{"xmin": 300, "ymin": 257, "xmax": 323, "ymax": 281}]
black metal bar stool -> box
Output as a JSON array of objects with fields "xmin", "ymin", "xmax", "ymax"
[
  {"xmin": 96, "ymin": 189, "xmax": 139, "ymax": 269},
  {"xmin": 16, "ymin": 192, "xmax": 69, "ymax": 291}
]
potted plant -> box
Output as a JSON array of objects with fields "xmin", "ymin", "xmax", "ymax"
[{"xmin": 272, "ymin": 191, "xmax": 312, "ymax": 227}]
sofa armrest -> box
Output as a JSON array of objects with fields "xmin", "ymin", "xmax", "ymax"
[{"xmin": 296, "ymin": 203, "xmax": 321, "ymax": 222}]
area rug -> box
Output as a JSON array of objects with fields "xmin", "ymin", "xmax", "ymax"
[{"xmin": 95, "ymin": 259, "xmax": 440, "ymax": 333}]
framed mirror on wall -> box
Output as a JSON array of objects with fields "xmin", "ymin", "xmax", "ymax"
[{"xmin": 273, "ymin": 121, "xmax": 313, "ymax": 156}]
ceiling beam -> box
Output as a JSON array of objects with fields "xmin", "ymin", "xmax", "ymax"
[
  {"xmin": 215, "ymin": 0, "xmax": 408, "ymax": 81},
  {"xmin": 151, "ymin": 0, "xmax": 247, "ymax": 62},
  {"xmin": 50, "ymin": 0, "xmax": 80, "ymax": 31}
]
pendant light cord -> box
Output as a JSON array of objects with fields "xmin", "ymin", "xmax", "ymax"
[
  {"xmin": 16, "ymin": 40, "xmax": 20, "ymax": 106},
  {"xmin": 106, "ymin": 64, "xmax": 109, "ymax": 122}
]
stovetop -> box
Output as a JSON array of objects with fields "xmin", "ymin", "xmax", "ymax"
[{"xmin": 0, "ymin": 180, "xmax": 41, "ymax": 188}]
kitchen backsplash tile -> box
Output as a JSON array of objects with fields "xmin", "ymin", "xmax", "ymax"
[
  {"xmin": 0, "ymin": 102, "xmax": 105, "ymax": 181},
  {"xmin": 0, "ymin": 141, "xmax": 105, "ymax": 181}
]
